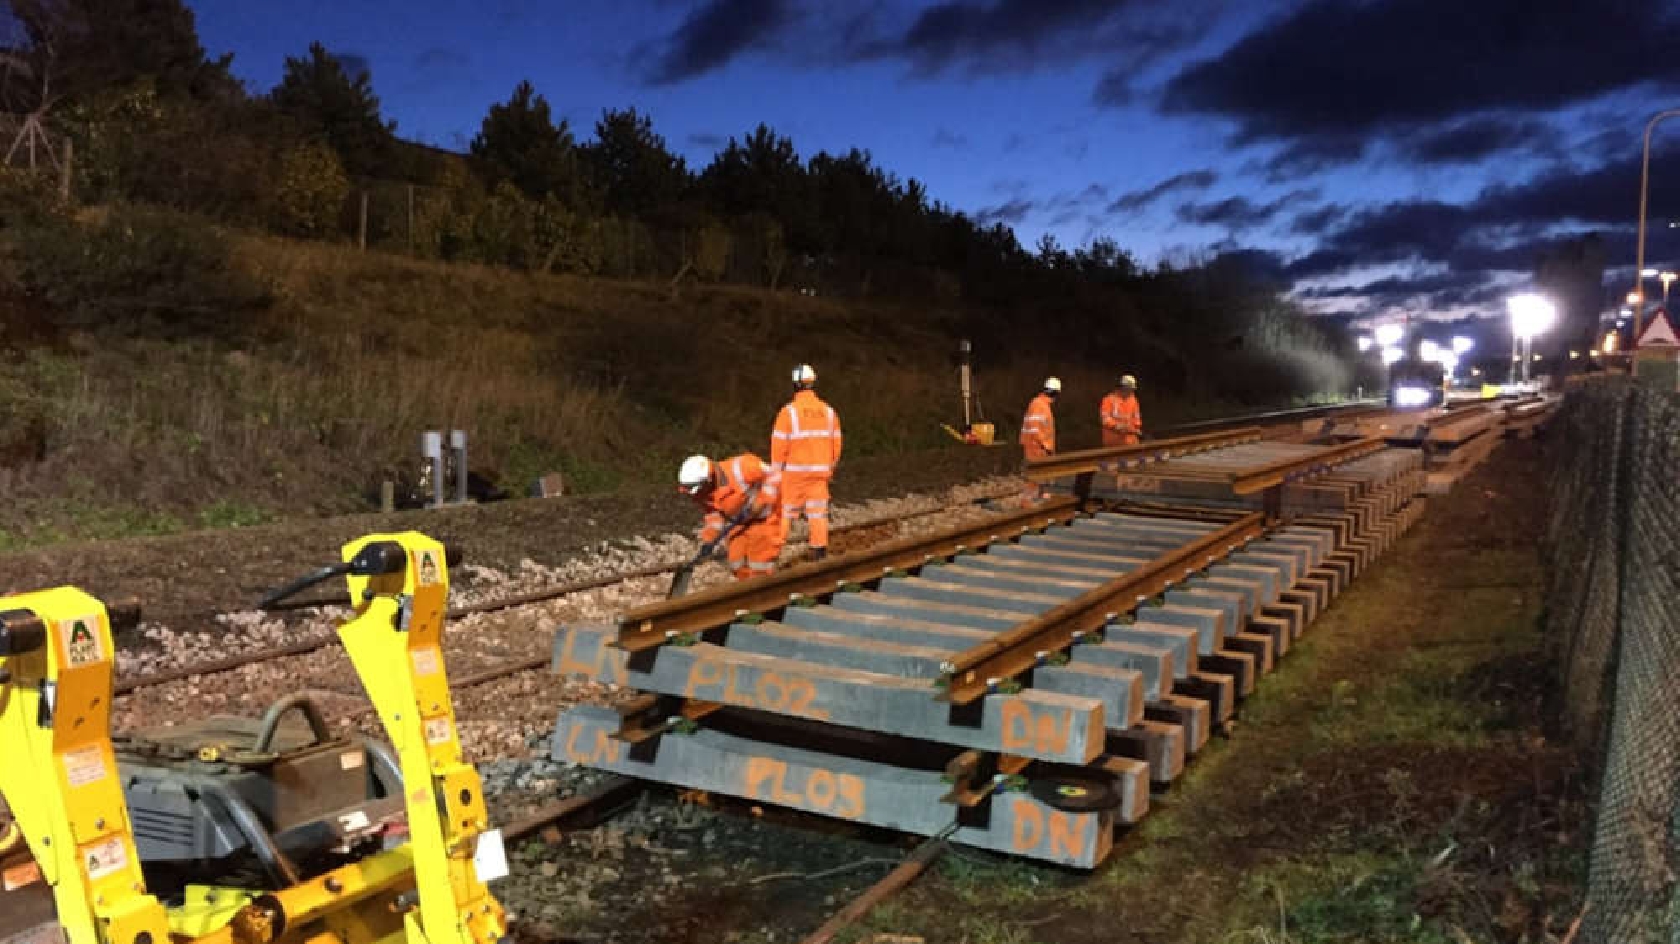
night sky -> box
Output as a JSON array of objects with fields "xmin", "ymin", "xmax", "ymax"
[{"xmin": 187, "ymin": 0, "xmax": 1680, "ymax": 329}]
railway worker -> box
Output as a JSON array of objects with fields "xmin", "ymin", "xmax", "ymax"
[
  {"xmin": 771, "ymin": 364, "xmax": 843, "ymax": 561},
  {"xmin": 1019, "ymin": 377, "xmax": 1060, "ymax": 500},
  {"xmin": 677, "ymin": 453, "xmax": 785, "ymax": 581},
  {"xmin": 1100, "ymin": 375, "xmax": 1143, "ymax": 447}
]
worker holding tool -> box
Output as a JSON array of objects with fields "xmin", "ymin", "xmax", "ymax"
[
  {"xmin": 1100, "ymin": 375, "xmax": 1143, "ymax": 446},
  {"xmin": 677, "ymin": 453, "xmax": 784, "ymax": 582},
  {"xmin": 1019, "ymin": 377, "xmax": 1060, "ymax": 500},
  {"xmin": 771, "ymin": 364, "xmax": 843, "ymax": 561}
]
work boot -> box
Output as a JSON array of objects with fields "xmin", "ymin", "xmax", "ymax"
[{"xmin": 811, "ymin": 546, "xmax": 827, "ymax": 562}]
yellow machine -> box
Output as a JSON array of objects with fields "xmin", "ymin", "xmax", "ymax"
[{"xmin": 0, "ymin": 533, "xmax": 507, "ymax": 944}]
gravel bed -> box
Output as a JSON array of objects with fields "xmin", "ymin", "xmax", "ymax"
[
  {"xmin": 94, "ymin": 472, "xmax": 1025, "ymax": 944},
  {"xmin": 112, "ymin": 477, "xmax": 1022, "ymax": 744}
]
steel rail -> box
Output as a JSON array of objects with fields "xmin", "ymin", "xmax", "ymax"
[
  {"xmin": 1023, "ymin": 427, "xmax": 1266, "ymax": 483},
  {"xmin": 939, "ymin": 511, "xmax": 1267, "ymax": 704},
  {"xmin": 1218, "ymin": 437, "xmax": 1387, "ymax": 495},
  {"xmin": 615, "ymin": 497, "xmax": 1082, "ymax": 651},
  {"xmin": 1090, "ymin": 436, "xmax": 1388, "ymax": 497}
]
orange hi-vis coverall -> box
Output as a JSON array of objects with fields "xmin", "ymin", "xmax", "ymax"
[
  {"xmin": 1020, "ymin": 393, "xmax": 1056, "ymax": 500},
  {"xmin": 1020, "ymin": 393, "xmax": 1056, "ymax": 460},
  {"xmin": 1100, "ymin": 391, "xmax": 1142, "ymax": 447},
  {"xmin": 771, "ymin": 389, "xmax": 843, "ymax": 549},
  {"xmin": 698, "ymin": 453, "xmax": 784, "ymax": 580}
]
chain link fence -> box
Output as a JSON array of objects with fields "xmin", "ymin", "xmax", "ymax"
[{"xmin": 1544, "ymin": 375, "xmax": 1680, "ymax": 943}]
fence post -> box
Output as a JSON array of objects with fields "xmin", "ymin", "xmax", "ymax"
[
  {"xmin": 450, "ymin": 430, "xmax": 468, "ymax": 504},
  {"xmin": 59, "ymin": 138, "xmax": 72, "ymax": 201},
  {"xmin": 358, "ymin": 191, "xmax": 369, "ymax": 251},
  {"xmin": 422, "ymin": 431, "xmax": 444, "ymax": 509}
]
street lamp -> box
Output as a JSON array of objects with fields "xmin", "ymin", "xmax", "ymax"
[
  {"xmin": 1663, "ymin": 271, "xmax": 1677, "ymax": 304},
  {"xmin": 1356, "ymin": 335, "xmax": 1374, "ymax": 352},
  {"xmin": 1507, "ymin": 294, "xmax": 1556, "ymax": 384},
  {"xmin": 1634, "ymin": 108, "xmax": 1680, "ymax": 338}
]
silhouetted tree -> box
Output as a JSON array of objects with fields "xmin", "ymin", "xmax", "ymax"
[
  {"xmin": 469, "ymin": 80, "xmax": 589, "ymax": 206},
  {"xmin": 271, "ymin": 42, "xmax": 394, "ymax": 178},
  {"xmin": 699, "ymin": 125, "xmax": 809, "ymax": 242},
  {"xmin": 4, "ymin": 0, "xmax": 234, "ymax": 110},
  {"xmin": 580, "ymin": 108, "xmax": 689, "ymax": 222}
]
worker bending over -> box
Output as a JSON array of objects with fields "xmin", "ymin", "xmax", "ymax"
[
  {"xmin": 678, "ymin": 453, "xmax": 784, "ymax": 580},
  {"xmin": 772, "ymin": 364, "xmax": 843, "ymax": 561},
  {"xmin": 1020, "ymin": 377, "xmax": 1060, "ymax": 500},
  {"xmin": 1100, "ymin": 375, "xmax": 1143, "ymax": 446}
]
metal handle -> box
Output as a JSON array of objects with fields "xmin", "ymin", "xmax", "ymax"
[{"xmin": 252, "ymin": 693, "xmax": 335, "ymax": 755}]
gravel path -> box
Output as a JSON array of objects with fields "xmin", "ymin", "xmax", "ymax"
[{"xmin": 0, "ymin": 445, "xmax": 1018, "ymax": 622}]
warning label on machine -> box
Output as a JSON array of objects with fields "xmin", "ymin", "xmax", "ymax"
[
  {"xmin": 411, "ymin": 647, "xmax": 441, "ymax": 677},
  {"xmin": 61, "ymin": 616, "xmax": 103, "ymax": 668},
  {"xmin": 417, "ymin": 550, "xmax": 442, "ymax": 586},
  {"xmin": 62, "ymin": 745, "xmax": 108, "ymax": 788},
  {"xmin": 79, "ymin": 837, "xmax": 126, "ymax": 881},
  {"xmin": 424, "ymin": 716, "xmax": 453, "ymax": 745}
]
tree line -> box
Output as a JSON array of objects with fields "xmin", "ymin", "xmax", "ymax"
[{"xmin": 0, "ymin": 0, "xmax": 1352, "ymax": 401}]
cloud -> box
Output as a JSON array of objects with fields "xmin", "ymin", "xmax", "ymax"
[
  {"xmin": 931, "ymin": 128, "xmax": 969, "ymax": 149},
  {"xmin": 975, "ymin": 197, "xmax": 1035, "ymax": 227},
  {"xmin": 643, "ymin": 0, "xmax": 792, "ymax": 85},
  {"xmin": 879, "ymin": 0, "xmax": 1136, "ymax": 71},
  {"xmin": 1291, "ymin": 141, "xmax": 1680, "ymax": 282},
  {"xmin": 1107, "ymin": 168, "xmax": 1218, "ymax": 214},
  {"xmin": 1175, "ymin": 188, "xmax": 1318, "ymax": 230},
  {"xmin": 1401, "ymin": 115, "xmax": 1558, "ymax": 165},
  {"xmin": 845, "ymin": 0, "xmax": 1203, "ymax": 81},
  {"xmin": 1289, "ymin": 203, "xmax": 1348, "ymax": 235},
  {"xmin": 1160, "ymin": 0, "xmax": 1680, "ymax": 166},
  {"xmin": 687, "ymin": 132, "xmax": 726, "ymax": 151}
]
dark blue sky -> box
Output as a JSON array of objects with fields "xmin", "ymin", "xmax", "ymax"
[{"xmin": 188, "ymin": 0, "xmax": 1680, "ymax": 329}]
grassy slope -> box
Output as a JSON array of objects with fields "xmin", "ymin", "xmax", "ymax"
[
  {"xmin": 848, "ymin": 439, "xmax": 1587, "ymax": 944},
  {"xmin": 0, "ymin": 237, "xmax": 1272, "ymax": 548}
]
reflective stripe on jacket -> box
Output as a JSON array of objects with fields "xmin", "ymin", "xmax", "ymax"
[
  {"xmin": 1100, "ymin": 392, "xmax": 1141, "ymax": 434},
  {"xmin": 699, "ymin": 453, "xmax": 780, "ymax": 544},
  {"xmin": 1019, "ymin": 393, "xmax": 1056, "ymax": 452},
  {"xmin": 771, "ymin": 390, "xmax": 843, "ymax": 476}
]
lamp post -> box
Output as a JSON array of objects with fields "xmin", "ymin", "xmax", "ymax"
[
  {"xmin": 1635, "ymin": 109, "xmax": 1680, "ymax": 338},
  {"xmin": 1663, "ymin": 271, "xmax": 1677, "ymax": 305},
  {"xmin": 1508, "ymin": 294, "xmax": 1557, "ymax": 385}
]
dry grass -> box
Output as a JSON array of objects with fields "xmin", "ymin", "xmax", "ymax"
[
  {"xmin": 0, "ymin": 236, "xmax": 1299, "ymax": 547},
  {"xmin": 0, "ymin": 240, "xmax": 975, "ymax": 542}
]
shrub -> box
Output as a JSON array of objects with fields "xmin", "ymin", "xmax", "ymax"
[
  {"xmin": 9, "ymin": 204, "xmax": 269, "ymax": 337},
  {"xmin": 274, "ymin": 141, "xmax": 350, "ymax": 237}
]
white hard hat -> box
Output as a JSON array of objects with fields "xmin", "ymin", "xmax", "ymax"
[
  {"xmin": 1120, "ymin": 375, "xmax": 1137, "ymax": 388},
  {"xmin": 677, "ymin": 455, "xmax": 712, "ymax": 493},
  {"xmin": 792, "ymin": 364, "xmax": 816, "ymax": 386},
  {"xmin": 1043, "ymin": 377, "xmax": 1062, "ymax": 393}
]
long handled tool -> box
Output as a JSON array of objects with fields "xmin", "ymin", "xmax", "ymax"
[{"xmin": 668, "ymin": 486, "xmax": 762, "ymax": 599}]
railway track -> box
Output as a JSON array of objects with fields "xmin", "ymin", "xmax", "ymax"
[
  {"xmin": 549, "ymin": 428, "xmax": 1426, "ymax": 866},
  {"xmin": 110, "ymin": 483, "xmax": 1022, "ymax": 699},
  {"xmin": 5, "ymin": 395, "xmax": 1548, "ymax": 943}
]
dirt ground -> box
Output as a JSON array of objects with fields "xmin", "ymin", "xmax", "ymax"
[
  {"xmin": 498, "ymin": 437, "xmax": 1587, "ymax": 944},
  {"xmin": 0, "ymin": 444, "xmax": 1016, "ymax": 621}
]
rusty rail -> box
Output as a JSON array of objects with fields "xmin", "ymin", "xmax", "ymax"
[
  {"xmin": 1219, "ymin": 436, "xmax": 1388, "ymax": 495},
  {"xmin": 615, "ymin": 497, "xmax": 1082, "ymax": 652},
  {"xmin": 1023, "ymin": 428, "xmax": 1265, "ymax": 483},
  {"xmin": 939, "ymin": 511, "xmax": 1267, "ymax": 704}
]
